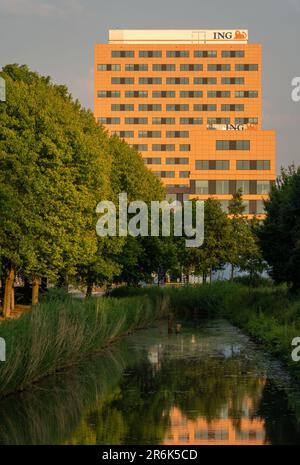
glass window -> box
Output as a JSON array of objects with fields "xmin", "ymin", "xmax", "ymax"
[
  {"xmin": 153, "ymin": 91, "xmax": 176, "ymax": 98},
  {"xmin": 208, "ymin": 64, "xmax": 231, "ymax": 71},
  {"xmin": 98, "ymin": 117, "xmax": 120, "ymax": 124},
  {"xmin": 131, "ymin": 144, "xmax": 148, "ymax": 151},
  {"xmin": 221, "ymin": 50, "xmax": 245, "ymax": 57},
  {"xmin": 257, "ymin": 160, "xmax": 270, "ymax": 170},
  {"xmin": 111, "ymin": 104, "xmax": 134, "ymax": 111},
  {"xmin": 256, "ymin": 200, "xmax": 265, "ymax": 214},
  {"xmin": 180, "ymin": 144, "xmax": 191, "ymax": 151},
  {"xmin": 152, "ymin": 144, "xmax": 175, "ymax": 151},
  {"xmin": 195, "ymin": 180, "xmax": 209, "ymax": 194},
  {"xmin": 180, "ymin": 117, "xmax": 202, "ymax": 125},
  {"xmin": 235, "ymin": 64, "xmax": 258, "ymax": 71},
  {"xmin": 180, "ymin": 64, "xmax": 203, "ymax": 71},
  {"xmin": 166, "ymin": 77, "xmax": 189, "ymax": 85},
  {"xmin": 139, "ymin": 104, "xmax": 162, "ymax": 111},
  {"xmin": 139, "ymin": 131, "xmax": 161, "ymax": 138},
  {"xmin": 180, "ymin": 91, "xmax": 203, "ymax": 98},
  {"xmin": 143, "ymin": 157, "xmax": 161, "ymax": 164},
  {"xmin": 166, "ymin": 131, "xmax": 189, "ymax": 138},
  {"xmin": 125, "ymin": 91, "xmax": 148, "ymax": 98},
  {"xmin": 195, "ymin": 160, "xmax": 209, "ymax": 170},
  {"xmin": 139, "ymin": 50, "xmax": 162, "ymax": 57},
  {"xmin": 180, "ymin": 171, "xmax": 190, "ymax": 178},
  {"xmin": 97, "ymin": 90, "xmax": 120, "ymax": 98},
  {"xmin": 194, "ymin": 104, "xmax": 216, "ymax": 111},
  {"xmin": 216, "ymin": 180, "xmax": 229, "ymax": 194},
  {"xmin": 112, "ymin": 50, "xmax": 134, "ymax": 57},
  {"xmin": 194, "ymin": 50, "xmax": 217, "ymax": 57},
  {"xmin": 125, "ymin": 117, "xmax": 148, "ymax": 124},
  {"xmin": 166, "ymin": 50, "xmax": 189, "ymax": 57},
  {"xmin": 152, "ymin": 117, "xmax": 175, "ymax": 124},
  {"xmin": 236, "ymin": 180, "xmax": 250, "ymax": 194},
  {"xmin": 257, "ymin": 180, "xmax": 270, "ymax": 194},
  {"xmin": 194, "ymin": 77, "xmax": 217, "ymax": 85},
  {"xmin": 166, "ymin": 104, "xmax": 189, "ymax": 111},
  {"xmin": 125, "ymin": 64, "xmax": 148, "ymax": 71},
  {"xmin": 152, "ymin": 64, "xmax": 176, "ymax": 71},
  {"xmin": 139, "ymin": 77, "xmax": 162, "ymax": 84},
  {"xmin": 97, "ymin": 64, "xmax": 121, "ymax": 71},
  {"xmin": 236, "ymin": 160, "xmax": 250, "ymax": 170},
  {"xmin": 221, "ymin": 77, "xmax": 244, "ymax": 84},
  {"xmin": 111, "ymin": 77, "xmax": 134, "ymax": 84}
]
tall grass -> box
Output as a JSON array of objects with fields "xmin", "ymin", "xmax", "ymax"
[{"xmin": 0, "ymin": 291, "xmax": 169, "ymax": 397}]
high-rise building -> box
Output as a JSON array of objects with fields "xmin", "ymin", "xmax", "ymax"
[{"xmin": 94, "ymin": 29, "xmax": 276, "ymax": 215}]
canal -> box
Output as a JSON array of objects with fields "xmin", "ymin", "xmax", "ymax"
[{"xmin": 0, "ymin": 319, "xmax": 300, "ymax": 445}]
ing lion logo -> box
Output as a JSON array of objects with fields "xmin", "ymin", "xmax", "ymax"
[{"xmin": 235, "ymin": 30, "xmax": 247, "ymax": 40}]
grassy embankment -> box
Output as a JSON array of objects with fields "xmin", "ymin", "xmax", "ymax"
[
  {"xmin": 111, "ymin": 281, "xmax": 300, "ymax": 381},
  {"xmin": 0, "ymin": 290, "xmax": 168, "ymax": 397}
]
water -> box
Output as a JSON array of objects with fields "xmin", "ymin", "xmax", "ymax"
[{"xmin": 1, "ymin": 319, "xmax": 300, "ymax": 445}]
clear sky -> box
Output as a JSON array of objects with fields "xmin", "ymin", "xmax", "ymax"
[{"xmin": 1, "ymin": 0, "xmax": 300, "ymax": 170}]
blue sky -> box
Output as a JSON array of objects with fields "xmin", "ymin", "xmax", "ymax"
[{"xmin": 1, "ymin": 0, "xmax": 300, "ymax": 169}]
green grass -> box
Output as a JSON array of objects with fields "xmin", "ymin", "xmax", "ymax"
[{"xmin": 0, "ymin": 290, "xmax": 169, "ymax": 397}]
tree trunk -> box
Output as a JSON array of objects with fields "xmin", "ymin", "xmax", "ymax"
[
  {"xmin": 32, "ymin": 278, "xmax": 40, "ymax": 306},
  {"xmin": 231, "ymin": 264, "xmax": 234, "ymax": 280},
  {"xmin": 3, "ymin": 267, "xmax": 15, "ymax": 318},
  {"xmin": 10, "ymin": 286, "xmax": 15, "ymax": 312},
  {"xmin": 86, "ymin": 283, "xmax": 93, "ymax": 298}
]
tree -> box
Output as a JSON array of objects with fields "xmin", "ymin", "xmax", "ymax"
[
  {"xmin": 227, "ymin": 190, "xmax": 262, "ymax": 280},
  {"xmin": 0, "ymin": 64, "xmax": 110, "ymax": 313},
  {"xmin": 259, "ymin": 165, "xmax": 300, "ymax": 291}
]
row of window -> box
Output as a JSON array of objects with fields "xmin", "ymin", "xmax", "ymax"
[
  {"xmin": 142, "ymin": 157, "xmax": 270, "ymax": 171},
  {"xmin": 110, "ymin": 76, "xmax": 254, "ymax": 85},
  {"xmin": 99, "ymin": 117, "xmax": 258, "ymax": 125},
  {"xmin": 99, "ymin": 90, "xmax": 258, "ymax": 99},
  {"xmin": 110, "ymin": 103, "xmax": 249, "ymax": 112},
  {"xmin": 130, "ymin": 144, "xmax": 191, "ymax": 151},
  {"xmin": 110, "ymin": 50, "xmax": 246, "ymax": 58},
  {"xmin": 193, "ymin": 179, "xmax": 270, "ymax": 195},
  {"xmin": 98, "ymin": 62, "xmax": 256, "ymax": 71},
  {"xmin": 113, "ymin": 131, "xmax": 190, "ymax": 138}
]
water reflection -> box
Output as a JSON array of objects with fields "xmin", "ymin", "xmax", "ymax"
[{"xmin": 0, "ymin": 320, "xmax": 300, "ymax": 445}]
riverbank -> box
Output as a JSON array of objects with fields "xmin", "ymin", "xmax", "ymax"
[
  {"xmin": 110, "ymin": 282, "xmax": 300, "ymax": 381},
  {"xmin": 0, "ymin": 290, "xmax": 168, "ymax": 397}
]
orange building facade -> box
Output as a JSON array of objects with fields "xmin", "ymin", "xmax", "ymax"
[{"xmin": 94, "ymin": 30, "xmax": 276, "ymax": 215}]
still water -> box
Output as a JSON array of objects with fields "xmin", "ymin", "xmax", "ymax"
[{"xmin": 1, "ymin": 319, "xmax": 300, "ymax": 445}]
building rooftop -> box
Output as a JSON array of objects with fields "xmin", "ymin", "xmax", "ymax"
[{"xmin": 108, "ymin": 29, "xmax": 249, "ymax": 44}]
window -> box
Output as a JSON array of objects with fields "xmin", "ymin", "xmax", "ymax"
[
  {"xmin": 139, "ymin": 104, "xmax": 162, "ymax": 111},
  {"xmin": 112, "ymin": 50, "xmax": 134, "ymax": 57},
  {"xmin": 235, "ymin": 117, "xmax": 258, "ymax": 125},
  {"xmin": 195, "ymin": 180, "xmax": 208, "ymax": 194},
  {"xmin": 236, "ymin": 180, "xmax": 250, "ymax": 194},
  {"xmin": 152, "ymin": 144, "xmax": 175, "ymax": 151},
  {"xmin": 167, "ymin": 50, "xmax": 189, "ymax": 57},
  {"xmin": 167, "ymin": 77, "xmax": 189, "ymax": 85},
  {"xmin": 97, "ymin": 64, "xmax": 120, "ymax": 71},
  {"xmin": 98, "ymin": 117, "xmax": 120, "ymax": 124},
  {"xmin": 125, "ymin": 91, "xmax": 148, "ymax": 98},
  {"xmin": 167, "ymin": 104, "xmax": 189, "ymax": 111},
  {"xmin": 97, "ymin": 90, "xmax": 120, "ymax": 98},
  {"xmin": 111, "ymin": 104, "xmax": 134, "ymax": 111},
  {"xmin": 153, "ymin": 171, "xmax": 175, "ymax": 178},
  {"xmin": 235, "ymin": 64, "xmax": 258, "ymax": 71},
  {"xmin": 139, "ymin": 131, "xmax": 161, "ymax": 138},
  {"xmin": 220, "ymin": 201, "xmax": 229, "ymax": 213},
  {"xmin": 222, "ymin": 77, "xmax": 244, "ymax": 85},
  {"xmin": 216, "ymin": 140, "xmax": 250, "ymax": 150},
  {"xmin": 236, "ymin": 160, "xmax": 270, "ymax": 170},
  {"xmin": 257, "ymin": 160, "xmax": 270, "ymax": 170},
  {"xmin": 194, "ymin": 50, "xmax": 217, "ymax": 57},
  {"xmin": 180, "ymin": 64, "xmax": 203, "ymax": 71},
  {"xmin": 180, "ymin": 171, "xmax": 190, "ymax": 178},
  {"xmin": 236, "ymin": 160, "xmax": 250, "ymax": 170},
  {"xmin": 180, "ymin": 144, "xmax": 191, "ymax": 151},
  {"xmin": 194, "ymin": 77, "xmax": 217, "ymax": 85},
  {"xmin": 196, "ymin": 160, "xmax": 229, "ymax": 170},
  {"xmin": 216, "ymin": 180, "xmax": 229, "ymax": 194},
  {"xmin": 153, "ymin": 117, "xmax": 175, "ymax": 124},
  {"xmin": 180, "ymin": 91, "xmax": 203, "ymax": 98},
  {"xmin": 166, "ymin": 157, "xmax": 189, "ymax": 164},
  {"xmin": 180, "ymin": 117, "xmax": 202, "ymax": 125},
  {"xmin": 208, "ymin": 64, "xmax": 231, "ymax": 71},
  {"xmin": 111, "ymin": 77, "xmax": 134, "ymax": 84},
  {"xmin": 194, "ymin": 104, "xmax": 216, "ymax": 111},
  {"xmin": 143, "ymin": 157, "xmax": 161, "ymax": 164},
  {"xmin": 139, "ymin": 77, "xmax": 162, "ymax": 84},
  {"xmin": 125, "ymin": 117, "xmax": 148, "ymax": 124},
  {"xmin": 208, "ymin": 118, "xmax": 230, "ymax": 125},
  {"xmin": 208, "ymin": 91, "xmax": 230, "ymax": 98},
  {"xmin": 235, "ymin": 91, "xmax": 258, "ymax": 98},
  {"xmin": 257, "ymin": 180, "xmax": 271, "ymax": 194},
  {"xmin": 256, "ymin": 200, "xmax": 265, "ymax": 214},
  {"xmin": 166, "ymin": 131, "xmax": 189, "ymax": 138},
  {"xmin": 152, "ymin": 64, "xmax": 176, "ymax": 71},
  {"xmin": 112, "ymin": 131, "xmax": 134, "ymax": 138},
  {"xmin": 196, "ymin": 160, "xmax": 209, "ymax": 170},
  {"xmin": 153, "ymin": 91, "xmax": 175, "ymax": 98},
  {"xmin": 221, "ymin": 104, "xmax": 244, "ymax": 111},
  {"xmin": 222, "ymin": 50, "xmax": 245, "ymax": 57},
  {"xmin": 125, "ymin": 64, "xmax": 148, "ymax": 71},
  {"xmin": 131, "ymin": 144, "xmax": 148, "ymax": 151},
  {"xmin": 139, "ymin": 50, "xmax": 162, "ymax": 57}
]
